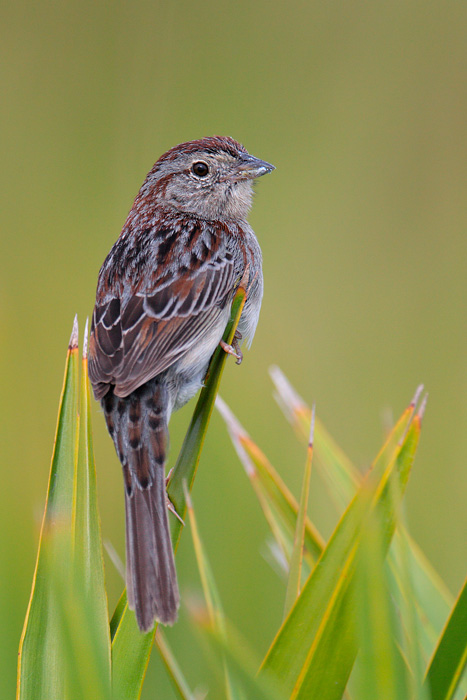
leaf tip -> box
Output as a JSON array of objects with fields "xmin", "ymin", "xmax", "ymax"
[
  {"xmin": 104, "ymin": 539, "xmax": 125, "ymax": 581},
  {"xmin": 417, "ymin": 392, "xmax": 428, "ymax": 422},
  {"xmin": 308, "ymin": 403, "xmax": 316, "ymax": 448},
  {"xmin": 269, "ymin": 365, "xmax": 307, "ymax": 422},
  {"xmin": 69, "ymin": 314, "xmax": 79, "ymax": 350},
  {"xmin": 411, "ymin": 383, "xmax": 424, "ymax": 409},
  {"xmin": 215, "ymin": 396, "xmax": 256, "ymax": 476},
  {"xmin": 185, "ymin": 594, "xmax": 210, "ymax": 627},
  {"xmin": 83, "ymin": 317, "xmax": 89, "ymax": 359},
  {"xmin": 215, "ymin": 396, "xmax": 247, "ymax": 440}
]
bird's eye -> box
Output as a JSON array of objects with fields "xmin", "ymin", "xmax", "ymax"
[{"xmin": 192, "ymin": 161, "xmax": 209, "ymax": 177}]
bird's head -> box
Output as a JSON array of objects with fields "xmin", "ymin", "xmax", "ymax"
[{"xmin": 137, "ymin": 136, "xmax": 274, "ymax": 221}]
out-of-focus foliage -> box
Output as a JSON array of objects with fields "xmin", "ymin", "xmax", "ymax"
[
  {"xmin": 2, "ymin": 2, "xmax": 466, "ymax": 698},
  {"xmin": 17, "ymin": 329, "xmax": 467, "ymax": 698},
  {"xmin": 17, "ymin": 320, "xmax": 111, "ymax": 700}
]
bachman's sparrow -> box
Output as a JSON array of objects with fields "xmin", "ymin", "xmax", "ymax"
[{"xmin": 89, "ymin": 136, "xmax": 274, "ymax": 632}]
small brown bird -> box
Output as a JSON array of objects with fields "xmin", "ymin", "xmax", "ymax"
[{"xmin": 89, "ymin": 136, "xmax": 274, "ymax": 631}]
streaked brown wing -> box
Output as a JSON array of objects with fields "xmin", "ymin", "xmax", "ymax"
[{"xmin": 89, "ymin": 252, "xmax": 237, "ymax": 399}]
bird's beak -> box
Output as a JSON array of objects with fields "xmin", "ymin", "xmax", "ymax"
[{"xmin": 235, "ymin": 153, "xmax": 275, "ymax": 180}]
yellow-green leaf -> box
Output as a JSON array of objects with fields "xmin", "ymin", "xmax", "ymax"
[
  {"xmin": 155, "ymin": 630, "xmax": 196, "ymax": 700},
  {"xmin": 17, "ymin": 319, "xmax": 79, "ymax": 700},
  {"xmin": 216, "ymin": 396, "xmax": 324, "ymax": 571},
  {"xmin": 425, "ymin": 576, "xmax": 467, "ymax": 700},
  {"xmin": 192, "ymin": 614, "xmax": 285, "ymax": 700},
  {"xmin": 71, "ymin": 322, "xmax": 111, "ymax": 696},
  {"xmin": 284, "ymin": 408, "xmax": 315, "ymax": 618},
  {"xmin": 271, "ymin": 368, "xmax": 461, "ymax": 688},
  {"xmin": 184, "ymin": 484, "xmax": 243, "ymax": 699},
  {"xmin": 49, "ymin": 529, "xmax": 111, "ymax": 700},
  {"xmin": 259, "ymin": 399, "xmax": 422, "ymax": 700},
  {"xmin": 354, "ymin": 487, "xmax": 410, "ymax": 700}
]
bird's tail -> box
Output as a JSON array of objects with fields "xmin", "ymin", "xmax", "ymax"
[{"xmin": 102, "ymin": 378, "xmax": 179, "ymax": 632}]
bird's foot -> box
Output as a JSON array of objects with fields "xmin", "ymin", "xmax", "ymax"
[
  {"xmin": 165, "ymin": 468, "xmax": 185, "ymax": 525},
  {"xmin": 220, "ymin": 338, "xmax": 243, "ymax": 365},
  {"xmin": 232, "ymin": 332, "xmax": 243, "ymax": 363}
]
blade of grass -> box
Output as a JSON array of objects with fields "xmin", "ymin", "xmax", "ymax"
[
  {"xmin": 403, "ymin": 539, "xmax": 454, "ymax": 660},
  {"xmin": 71, "ymin": 321, "xmax": 111, "ymax": 696},
  {"xmin": 425, "ymin": 576, "xmax": 467, "ymax": 700},
  {"xmin": 183, "ymin": 483, "xmax": 224, "ymax": 629},
  {"xmin": 17, "ymin": 318, "xmax": 80, "ymax": 700},
  {"xmin": 354, "ymin": 485, "xmax": 410, "ymax": 700},
  {"xmin": 269, "ymin": 365, "xmax": 360, "ymax": 510},
  {"xmin": 387, "ymin": 474, "xmax": 432, "ymax": 700},
  {"xmin": 104, "ymin": 539, "xmax": 126, "ymax": 582},
  {"xmin": 270, "ymin": 369, "xmax": 460, "ymax": 682},
  {"xmin": 293, "ymin": 417, "xmax": 422, "ymax": 700},
  {"xmin": 216, "ymin": 396, "xmax": 299, "ymax": 570},
  {"xmin": 216, "ymin": 396, "xmax": 324, "ymax": 569},
  {"xmin": 284, "ymin": 407, "xmax": 315, "ymax": 618},
  {"xmin": 110, "ymin": 288, "xmax": 246, "ymax": 700},
  {"xmin": 270, "ymin": 366, "xmax": 422, "ymax": 510},
  {"xmin": 263, "ymin": 538, "xmax": 291, "ymax": 581},
  {"xmin": 190, "ymin": 609, "xmax": 285, "ymax": 700},
  {"xmin": 155, "ymin": 630, "xmax": 197, "ymax": 700},
  {"xmin": 50, "ymin": 528, "xmax": 112, "ymax": 700},
  {"xmin": 259, "ymin": 396, "xmax": 422, "ymax": 700},
  {"xmin": 168, "ymin": 285, "xmax": 246, "ymax": 525},
  {"xmin": 184, "ymin": 483, "xmax": 242, "ymax": 700}
]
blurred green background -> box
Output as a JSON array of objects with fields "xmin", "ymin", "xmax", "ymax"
[{"xmin": 1, "ymin": 1, "xmax": 466, "ymax": 697}]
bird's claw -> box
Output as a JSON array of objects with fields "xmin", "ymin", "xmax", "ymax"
[
  {"xmin": 220, "ymin": 339, "xmax": 243, "ymax": 365},
  {"xmin": 165, "ymin": 468, "xmax": 185, "ymax": 525}
]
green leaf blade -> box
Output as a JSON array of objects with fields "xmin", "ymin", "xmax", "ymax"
[
  {"xmin": 354, "ymin": 488, "xmax": 410, "ymax": 700},
  {"xmin": 155, "ymin": 630, "xmax": 196, "ymax": 700},
  {"xmin": 259, "ymin": 400, "xmax": 422, "ymax": 700},
  {"xmin": 185, "ymin": 484, "xmax": 244, "ymax": 700},
  {"xmin": 425, "ymin": 576, "xmax": 467, "ymax": 700},
  {"xmin": 284, "ymin": 408, "xmax": 315, "ymax": 618},
  {"xmin": 70, "ymin": 323, "xmax": 111, "ymax": 696},
  {"xmin": 193, "ymin": 617, "xmax": 286, "ymax": 700},
  {"xmin": 17, "ymin": 319, "xmax": 80, "ymax": 700},
  {"xmin": 216, "ymin": 396, "xmax": 324, "ymax": 568},
  {"xmin": 49, "ymin": 530, "xmax": 112, "ymax": 700},
  {"xmin": 271, "ymin": 369, "xmax": 461, "ymax": 688}
]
